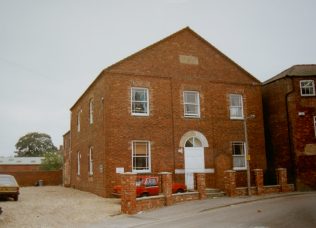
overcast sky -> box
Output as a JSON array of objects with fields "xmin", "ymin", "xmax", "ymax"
[{"xmin": 0, "ymin": 0, "xmax": 315, "ymax": 157}]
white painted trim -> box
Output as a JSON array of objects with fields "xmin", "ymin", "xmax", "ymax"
[
  {"xmin": 89, "ymin": 98, "xmax": 94, "ymax": 124},
  {"xmin": 204, "ymin": 168, "xmax": 215, "ymax": 173},
  {"xmin": 175, "ymin": 169, "xmax": 185, "ymax": 174},
  {"xmin": 183, "ymin": 91, "xmax": 200, "ymax": 118},
  {"xmin": 131, "ymin": 140, "xmax": 151, "ymax": 173},
  {"xmin": 229, "ymin": 94, "xmax": 244, "ymax": 120},
  {"xmin": 77, "ymin": 151, "xmax": 81, "ymax": 176},
  {"xmin": 179, "ymin": 131, "xmax": 209, "ymax": 147},
  {"xmin": 232, "ymin": 141, "xmax": 247, "ymax": 170},
  {"xmin": 314, "ymin": 116, "xmax": 316, "ymax": 137},
  {"xmin": 88, "ymin": 146, "xmax": 93, "ymax": 176},
  {"xmin": 131, "ymin": 87, "xmax": 149, "ymax": 116},
  {"xmin": 300, "ymin": 80, "xmax": 315, "ymax": 96},
  {"xmin": 175, "ymin": 168, "xmax": 214, "ymax": 174}
]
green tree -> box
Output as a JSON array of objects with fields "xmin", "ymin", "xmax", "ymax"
[
  {"xmin": 40, "ymin": 151, "xmax": 63, "ymax": 171},
  {"xmin": 15, "ymin": 132, "xmax": 57, "ymax": 157}
]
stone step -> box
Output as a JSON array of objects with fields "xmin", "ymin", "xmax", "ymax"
[
  {"xmin": 205, "ymin": 188, "xmax": 226, "ymax": 198},
  {"xmin": 206, "ymin": 192, "xmax": 226, "ymax": 198},
  {"xmin": 205, "ymin": 188, "xmax": 222, "ymax": 193}
]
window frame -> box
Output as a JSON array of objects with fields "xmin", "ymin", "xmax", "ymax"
[
  {"xmin": 314, "ymin": 116, "xmax": 316, "ymax": 137},
  {"xmin": 132, "ymin": 140, "xmax": 151, "ymax": 173},
  {"xmin": 300, "ymin": 80, "xmax": 315, "ymax": 96},
  {"xmin": 185, "ymin": 136, "xmax": 202, "ymax": 147},
  {"xmin": 88, "ymin": 146, "xmax": 93, "ymax": 176},
  {"xmin": 77, "ymin": 109, "xmax": 82, "ymax": 132},
  {"xmin": 232, "ymin": 141, "xmax": 247, "ymax": 171},
  {"xmin": 183, "ymin": 91, "xmax": 200, "ymax": 118},
  {"xmin": 77, "ymin": 151, "xmax": 81, "ymax": 176},
  {"xmin": 131, "ymin": 87, "xmax": 149, "ymax": 116},
  {"xmin": 89, "ymin": 99, "xmax": 94, "ymax": 125},
  {"xmin": 229, "ymin": 94, "xmax": 244, "ymax": 120}
]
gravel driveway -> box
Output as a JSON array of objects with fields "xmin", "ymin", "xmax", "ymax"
[{"xmin": 0, "ymin": 186, "xmax": 120, "ymax": 227}]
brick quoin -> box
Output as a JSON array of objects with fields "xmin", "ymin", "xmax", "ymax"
[{"xmin": 65, "ymin": 27, "xmax": 266, "ymax": 197}]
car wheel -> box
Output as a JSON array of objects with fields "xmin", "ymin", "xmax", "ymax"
[
  {"xmin": 141, "ymin": 193, "xmax": 149, "ymax": 197},
  {"xmin": 176, "ymin": 189, "xmax": 184, "ymax": 193},
  {"xmin": 13, "ymin": 195, "xmax": 18, "ymax": 201}
]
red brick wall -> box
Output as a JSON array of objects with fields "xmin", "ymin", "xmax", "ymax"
[
  {"xmin": 296, "ymin": 155, "xmax": 316, "ymax": 190},
  {"xmin": 69, "ymin": 28, "xmax": 266, "ymax": 197},
  {"xmin": 0, "ymin": 170, "xmax": 62, "ymax": 186},
  {"xmin": 262, "ymin": 76, "xmax": 316, "ymax": 189},
  {"xmin": 70, "ymin": 75, "xmax": 107, "ymax": 197},
  {"xmin": 0, "ymin": 165, "xmax": 41, "ymax": 172},
  {"xmin": 262, "ymin": 79, "xmax": 294, "ymax": 182},
  {"xmin": 136, "ymin": 196, "xmax": 166, "ymax": 212},
  {"xmin": 63, "ymin": 131, "xmax": 71, "ymax": 186}
]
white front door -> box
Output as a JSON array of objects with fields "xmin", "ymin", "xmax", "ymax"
[{"xmin": 184, "ymin": 147, "xmax": 205, "ymax": 190}]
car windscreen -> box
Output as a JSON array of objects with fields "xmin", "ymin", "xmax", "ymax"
[{"xmin": 0, "ymin": 176, "xmax": 16, "ymax": 186}]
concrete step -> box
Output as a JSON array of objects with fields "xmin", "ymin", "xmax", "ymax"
[{"xmin": 205, "ymin": 188, "xmax": 226, "ymax": 198}]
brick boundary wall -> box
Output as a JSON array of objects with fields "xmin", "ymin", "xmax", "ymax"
[
  {"xmin": 224, "ymin": 168, "xmax": 294, "ymax": 197},
  {"xmin": 120, "ymin": 169, "xmax": 294, "ymax": 214},
  {"xmin": 0, "ymin": 170, "xmax": 62, "ymax": 186},
  {"xmin": 120, "ymin": 172, "xmax": 205, "ymax": 215}
]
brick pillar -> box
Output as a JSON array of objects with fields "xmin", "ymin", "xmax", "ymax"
[
  {"xmin": 196, "ymin": 173, "xmax": 207, "ymax": 200},
  {"xmin": 160, "ymin": 172, "xmax": 173, "ymax": 206},
  {"xmin": 224, "ymin": 170, "xmax": 236, "ymax": 197},
  {"xmin": 276, "ymin": 168, "xmax": 289, "ymax": 192},
  {"xmin": 253, "ymin": 169, "xmax": 264, "ymax": 195},
  {"xmin": 121, "ymin": 172, "xmax": 137, "ymax": 215}
]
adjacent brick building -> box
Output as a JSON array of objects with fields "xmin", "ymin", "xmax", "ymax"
[
  {"xmin": 66, "ymin": 27, "xmax": 266, "ymax": 197},
  {"xmin": 262, "ymin": 65, "xmax": 316, "ymax": 190},
  {"xmin": 63, "ymin": 131, "xmax": 71, "ymax": 187},
  {"xmin": 0, "ymin": 157, "xmax": 62, "ymax": 186},
  {"xmin": 0, "ymin": 157, "xmax": 43, "ymax": 172}
]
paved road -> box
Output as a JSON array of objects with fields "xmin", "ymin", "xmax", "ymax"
[{"xmin": 90, "ymin": 192, "xmax": 316, "ymax": 228}]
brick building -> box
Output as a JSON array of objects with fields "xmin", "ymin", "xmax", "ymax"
[
  {"xmin": 262, "ymin": 65, "xmax": 316, "ymax": 190},
  {"xmin": 66, "ymin": 27, "xmax": 266, "ymax": 197},
  {"xmin": 0, "ymin": 157, "xmax": 43, "ymax": 172},
  {"xmin": 62, "ymin": 131, "xmax": 71, "ymax": 187},
  {"xmin": 0, "ymin": 157, "xmax": 62, "ymax": 186}
]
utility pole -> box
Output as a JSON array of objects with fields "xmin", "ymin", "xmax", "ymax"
[{"xmin": 244, "ymin": 114, "xmax": 255, "ymax": 196}]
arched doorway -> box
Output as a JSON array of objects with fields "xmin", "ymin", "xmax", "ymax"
[{"xmin": 180, "ymin": 131, "xmax": 208, "ymax": 190}]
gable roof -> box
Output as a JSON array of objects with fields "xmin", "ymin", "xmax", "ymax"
[
  {"xmin": 0, "ymin": 157, "xmax": 43, "ymax": 165},
  {"xmin": 264, "ymin": 64, "xmax": 316, "ymax": 85},
  {"xmin": 105, "ymin": 27, "xmax": 260, "ymax": 83},
  {"xmin": 71, "ymin": 27, "xmax": 260, "ymax": 110}
]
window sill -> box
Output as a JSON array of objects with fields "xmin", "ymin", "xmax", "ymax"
[
  {"xmin": 233, "ymin": 167, "xmax": 247, "ymax": 171},
  {"xmin": 131, "ymin": 113, "xmax": 149, "ymax": 117},
  {"xmin": 230, "ymin": 117, "xmax": 244, "ymax": 120},
  {"xmin": 184, "ymin": 115, "xmax": 200, "ymax": 119},
  {"xmin": 132, "ymin": 170, "xmax": 151, "ymax": 174},
  {"xmin": 301, "ymin": 94, "xmax": 315, "ymax": 97}
]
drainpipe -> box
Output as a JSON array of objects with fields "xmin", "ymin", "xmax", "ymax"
[
  {"xmin": 169, "ymin": 77, "xmax": 176, "ymax": 173},
  {"xmin": 285, "ymin": 77, "xmax": 296, "ymax": 188}
]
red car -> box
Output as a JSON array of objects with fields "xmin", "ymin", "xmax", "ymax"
[{"xmin": 113, "ymin": 176, "xmax": 186, "ymax": 198}]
